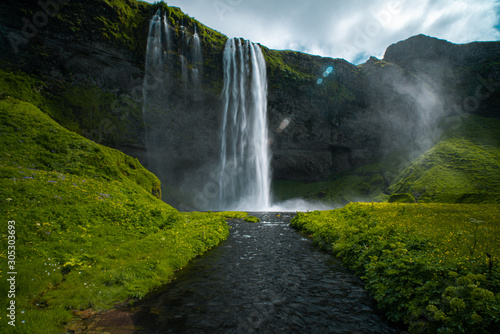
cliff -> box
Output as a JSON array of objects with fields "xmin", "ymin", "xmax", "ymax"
[{"xmin": 1, "ymin": 0, "xmax": 499, "ymax": 208}]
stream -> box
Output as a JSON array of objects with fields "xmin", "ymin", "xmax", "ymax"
[{"xmin": 130, "ymin": 212, "xmax": 402, "ymax": 333}]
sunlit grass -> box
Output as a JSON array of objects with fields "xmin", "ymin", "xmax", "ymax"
[{"xmin": 0, "ymin": 99, "xmax": 236, "ymax": 333}]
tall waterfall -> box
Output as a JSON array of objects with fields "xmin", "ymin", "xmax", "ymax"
[
  {"xmin": 162, "ymin": 14, "xmax": 172, "ymax": 52},
  {"xmin": 217, "ymin": 38, "xmax": 271, "ymax": 211},
  {"xmin": 191, "ymin": 26, "xmax": 203, "ymax": 91},
  {"xmin": 143, "ymin": 9, "xmax": 167, "ymax": 102},
  {"xmin": 142, "ymin": 9, "xmax": 173, "ymax": 193}
]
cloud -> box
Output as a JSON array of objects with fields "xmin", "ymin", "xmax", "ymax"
[{"xmin": 146, "ymin": 0, "xmax": 500, "ymax": 64}]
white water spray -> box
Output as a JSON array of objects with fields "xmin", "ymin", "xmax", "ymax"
[
  {"xmin": 143, "ymin": 9, "xmax": 165, "ymax": 101},
  {"xmin": 192, "ymin": 26, "xmax": 203, "ymax": 86},
  {"xmin": 162, "ymin": 14, "xmax": 172, "ymax": 53},
  {"xmin": 217, "ymin": 38, "xmax": 271, "ymax": 211}
]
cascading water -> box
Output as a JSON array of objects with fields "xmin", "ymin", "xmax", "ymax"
[
  {"xmin": 143, "ymin": 9, "xmax": 166, "ymax": 103},
  {"xmin": 162, "ymin": 14, "xmax": 172, "ymax": 53},
  {"xmin": 180, "ymin": 26, "xmax": 188, "ymax": 96},
  {"xmin": 142, "ymin": 9, "xmax": 172, "ymax": 188},
  {"xmin": 217, "ymin": 38, "xmax": 271, "ymax": 211},
  {"xmin": 180, "ymin": 54, "xmax": 188, "ymax": 95},
  {"xmin": 191, "ymin": 26, "xmax": 203, "ymax": 92},
  {"xmin": 143, "ymin": 11, "xmax": 272, "ymax": 210}
]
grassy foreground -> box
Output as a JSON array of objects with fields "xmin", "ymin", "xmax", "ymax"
[
  {"xmin": 291, "ymin": 202, "xmax": 500, "ymax": 333},
  {"xmin": 0, "ymin": 98, "xmax": 244, "ymax": 333}
]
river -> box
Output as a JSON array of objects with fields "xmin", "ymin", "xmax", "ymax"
[{"xmin": 128, "ymin": 212, "xmax": 402, "ymax": 333}]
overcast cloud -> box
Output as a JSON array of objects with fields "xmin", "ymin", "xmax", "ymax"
[{"xmin": 145, "ymin": 0, "xmax": 500, "ymax": 64}]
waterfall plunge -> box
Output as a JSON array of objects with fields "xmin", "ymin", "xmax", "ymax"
[
  {"xmin": 217, "ymin": 38, "xmax": 271, "ymax": 211},
  {"xmin": 143, "ymin": 12, "xmax": 272, "ymax": 211}
]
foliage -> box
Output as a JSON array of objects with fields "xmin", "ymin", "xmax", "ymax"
[
  {"xmin": 291, "ymin": 202, "xmax": 500, "ymax": 333},
  {"xmin": 55, "ymin": 0, "xmax": 151, "ymax": 53},
  {"xmin": 0, "ymin": 99, "xmax": 233, "ymax": 333},
  {"xmin": 0, "ymin": 68, "xmax": 143, "ymax": 148},
  {"xmin": 0, "ymin": 98, "xmax": 158, "ymax": 197},
  {"xmin": 281, "ymin": 114, "xmax": 500, "ymax": 205},
  {"xmin": 389, "ymin": 137, "xmax": 500, "ymax": 204},
  {"xmin": 244, "ymin": 215, "xmax": 261, "ymax": 223},
  {"xmin": 389, "ymin": 193, "xmax": 417, "ymax": 203},
  {"xmin": 261, "ymin": 48, "xmax": 316, "ymax": 83},
  {"xmin": 272, "ymin": 163, "xmax": 388, "ymax": 205},
  {"xmin": 0, "ymin": 70, "xmax": 47, "ymax": 111}
]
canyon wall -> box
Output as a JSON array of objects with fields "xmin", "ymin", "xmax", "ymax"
[{"xmin": 1, "ymin": 0, "xmax": 499, "ymax": 208}]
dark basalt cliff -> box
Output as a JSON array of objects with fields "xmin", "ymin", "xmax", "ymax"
[{"xmin": 1, "ymin": 0, "xmax": 499, "ymax": 208}]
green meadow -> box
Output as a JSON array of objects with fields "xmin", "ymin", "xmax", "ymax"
[
  {"xmin": 0, "ymin": 98, "xmax": 245, "ymax": 333},
  {"xmin": 291, "ymin": 203, "xmax": 500, "ymax": 333}
]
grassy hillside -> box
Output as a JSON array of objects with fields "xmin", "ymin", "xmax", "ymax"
[
  {"xmin": 388, "ymin": 138, "xmax": 500, "ymax": 203},
  {"xmin": 276, "ymin": 114, "xmax": 500, "ymax": 205},
  {"xmin": 0, "ymin": 98, "xmax": 242, "ymax": 333},
  {"xmin": 291, "ymin": 202, "xmax": 500, "ymax": 333},
  {"xmin": 388, "ymin": 115, "xmax": 500, "ymax": 203}
]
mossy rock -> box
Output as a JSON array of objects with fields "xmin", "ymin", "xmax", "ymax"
[
  {"xmin": 388, "ymin": 193, "xmax": 416, "ymax": 203},
  {"xmin": 244, "ymin": 215, "xmax": 260, "ymax": 223}
]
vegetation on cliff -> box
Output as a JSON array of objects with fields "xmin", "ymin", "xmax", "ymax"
[
  {"xmin": 0, "ymin": 0, "xmax": 228, "ymax": 148},
  {"xmin": 0, "ymin": 98, "xmax": 236, "ymax": 333},
  {"xmin": 277, "ymin": 114, "xmax": 500, "ymax": 205},
  {"xmin": 291, "ymin": 203, "xmax": 500, "ymax": 333}
]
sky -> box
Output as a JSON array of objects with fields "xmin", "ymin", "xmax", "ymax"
[{"xmin": 144, "ymin": 0, "xmax": 500, "ymax": 64}]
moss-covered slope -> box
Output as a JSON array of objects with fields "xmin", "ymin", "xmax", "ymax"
[
  {"xmin": 279, "ymin": 115, "xmax": 500, "ymax": 205},
  {"xmin": 388, "ymin": 116, "xmax": 500, "ymax": 203},
  {"xmin": 0, "ymin": 97, "xmax": 161, "ymax": 197},
  {"xmin": 0, "ymin": 98, "xmax": 233, "ymax": 333}
]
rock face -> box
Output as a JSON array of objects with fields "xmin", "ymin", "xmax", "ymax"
[{"xmin": 1, "ymin": 1, "xmax": 499, "ymax": 208}]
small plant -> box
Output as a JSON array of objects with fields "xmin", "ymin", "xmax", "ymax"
[
  {"xmin": 244, "ymin": 215, "xmax": 260, "ymax": 223},
  {"xmin": 468, "ymin": 218, "xmax": 484, "ymax": 257}
]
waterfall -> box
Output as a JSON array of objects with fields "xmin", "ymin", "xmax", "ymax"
[
  {"xmin": 142, "ymin": 9, "xmax": 172, "ymax": 189},
  {"xmin": 143, "ymin": 9, "xmax": 165, "ymax": 103},
  {"xmin": 217, "ymin": 38, "xmax": 271, "ymax": 211},
  {"xmin": 180, "ymin": 54, "xmax": 188, "ymax": 95},
  {"xmin": 143, "ymin": 11, "xmax": 271, "ymax": 210},
  {"xmin": 191, "ymin": 26, "xmax": 203, "ymax": 93},
  {"xmin": 162, "ymin": 14, "xmax": 172, "ymax": 53},
  {"xmin": 143, "ymin": 9, "xmax": 172, "ymax": 110}
]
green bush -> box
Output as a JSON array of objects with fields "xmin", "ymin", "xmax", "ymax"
[
  {"xmin": 244, "ymin": 215, "xmax": 260, "ymax": 223},
  {"xmin": 388, "ymin": 193, "xmax": 416, "ymax": 203}
]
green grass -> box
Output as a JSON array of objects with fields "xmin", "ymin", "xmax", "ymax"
[
  {"xmin": 272, "ymin": 164, "xmax": 388, "ymax": 205},
  {"xmin": 0, "ymin": 68, "xmax": 144, "ymax": 146},
  {"xmin": 291, "ymin": 202, "xmax": 500, "ymax": 333},
  {"xmin": 243, "ymin": 215, "xmax": 261, "ymax": 223},
  {"xmin": 388, "ymin": 114, "xmax": 500, "ymax": 204},
  {"xmin": 279, "ymin": 114, "xmax": 500, "ymax": 205},
  {"xmin": 389, "ymin": 138, "xmax": 500, "ymax": 203},
  {"xmin": 0, "ymin": 99, "xmax": 238, "ymax": 333},
  {"xmin": 0, "ymin": 69, "xmax": 50, "ymax": 115}
]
